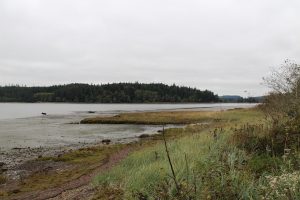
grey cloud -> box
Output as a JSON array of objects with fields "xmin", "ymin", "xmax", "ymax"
[{"xmin": 0, "ymin": 0, "xmax": 300, "ymax": 96}]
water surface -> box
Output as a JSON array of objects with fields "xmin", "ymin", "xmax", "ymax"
[{"xmin": 0, "ymin": 103, "xmax": 255, "ymax": 150}]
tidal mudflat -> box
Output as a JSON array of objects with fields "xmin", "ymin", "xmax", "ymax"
[{"xmin": 0, "ymin": 103, "xmax": 255, "ymax": 151}]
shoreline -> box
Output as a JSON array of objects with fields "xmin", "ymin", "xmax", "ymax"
[
  {"xmin": 0, "ymin": 134, "xmax": 148, "ymax": 181},
  {"xmin": 0, "ymin": 102, "xmax": 257, "ymax": 120},
  {"xmin": 0, "ymin": 106, "xmax": 257, "ymax": 173}
]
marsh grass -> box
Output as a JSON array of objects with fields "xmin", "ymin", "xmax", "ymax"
[
  {"xmin": 81, "ymin": 110, "xmax": 217, "ymax": 125},
  {"xmin": 93, "ymin": 109, "xmax": 265, "ymax": 199},
  {"xmin": 38, "ymin": 146, "xmax": 119, "ymax": 164},
  {"xmin": 92, "ymin": 108, "xmax": 300, "ymax": 199},
  {"xmin": 94, "ymin": 130, "xmax": 257, "ymax": 199}
]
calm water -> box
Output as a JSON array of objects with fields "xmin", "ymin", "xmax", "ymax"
[{"xmin": 0, "ymin": 103, "xmax": 255, "ymax": 150}]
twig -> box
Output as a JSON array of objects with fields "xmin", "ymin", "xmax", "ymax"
[
  {"xmin": 193, "ymin": 169, "xmax": 197, "ymax": 195},
  {"xmin": 185, "ymin": 153, "xmax": 189, "ymax": 185},
  {"xmin": 162, "ymin": 125, "xmax": 180, "ymax": 192}
]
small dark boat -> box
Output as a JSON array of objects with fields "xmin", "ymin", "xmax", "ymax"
[
  {"xmin": 41, "ymin": 112, "xmax": 47, "ymax": 115},
  {"xmin": 88, "ymin": 111, "xmax": 96, "ymax": 114}
]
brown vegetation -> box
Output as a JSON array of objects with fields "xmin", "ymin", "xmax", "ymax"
[{"xmin": 81, "ymin": 110, "xmax": 217, "ymax": 125}]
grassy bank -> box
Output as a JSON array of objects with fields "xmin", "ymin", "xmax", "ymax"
[
  {"xmin": 81, "ymin": 111, "xmax": 217, "ymax": 125},
  {"xmin": 92, "ymin": 108, "xmax": 300, "ymax": 199}
]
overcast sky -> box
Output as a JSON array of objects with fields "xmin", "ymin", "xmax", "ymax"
[{"xmin": 0, "ymin": 0, "xmax": 299, "ymax": 96}]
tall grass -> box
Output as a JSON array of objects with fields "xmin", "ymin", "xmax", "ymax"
[
  {"xmin": 93, "ymin": 109, "xmax": 260, "ymax": 199},
  {"xmin": 93, "ymin": 109, "xmax": 300, "ymax": 199}
]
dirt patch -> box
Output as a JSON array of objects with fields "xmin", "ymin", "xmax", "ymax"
[{"xmin": 15, "ymin": 160, "xmax": 69, "ymax": 173}]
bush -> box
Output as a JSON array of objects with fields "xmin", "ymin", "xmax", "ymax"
[
  {"xmin": 231, "ymin": 122, "xmax": 300, "ymax": 156},
  {"xmin": 230, "ymin": 123, "xmax": 269, "ymax": 154},
  {"xmin": 248, "ymin": 154, "xmax": 282, "ymax": 175}
]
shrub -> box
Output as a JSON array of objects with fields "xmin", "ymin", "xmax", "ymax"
[
  {"xmin": 230, "ymin": 123, "xmax": 269, "ymax": 154},
  {"xmin": 248, "ymin": 154, "xmax": 282, "ymax": 175}
]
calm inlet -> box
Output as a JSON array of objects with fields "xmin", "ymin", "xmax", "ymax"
[{"xmin": 0, "ymin": 103, "xmax": 255, "ymax": 150}]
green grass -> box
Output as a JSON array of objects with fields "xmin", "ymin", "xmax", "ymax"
[
  {"xmin": 92, "ymin": 108, "xmax": 300, "ymax": 199},
  {"xmin": 95, "ymin": 132, "xmax": 212, "ymax": 193},
  {"xmin": 93, "ymin": 109, "xmax": 266, "ymax": 199}
]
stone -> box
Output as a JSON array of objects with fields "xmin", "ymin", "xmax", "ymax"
[
  {"xmin": 139, "ymin": 134, "xmax": 150, "ymax": 138},
  {"xmin": 101, "ymin": 139, "xmax": 111, "ymax": 144}
]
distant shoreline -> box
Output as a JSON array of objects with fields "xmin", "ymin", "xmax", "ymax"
[{"xmin": 0, "ymin": 102, "xmax": 256, "ymax": 104}]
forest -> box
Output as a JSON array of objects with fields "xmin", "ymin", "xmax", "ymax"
[{"xmin": 0, "ymin": 83, "xmax": 219, "ymax": 103}]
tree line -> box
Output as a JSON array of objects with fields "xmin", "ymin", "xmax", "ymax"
[{"xmin": 0, "ymin": 83, "xmax": 219, "ymax": 103}]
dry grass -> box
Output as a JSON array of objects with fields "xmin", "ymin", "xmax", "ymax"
[{"xmin": 81, "ymin": 110, "xmax": 217, "ymax": 125}]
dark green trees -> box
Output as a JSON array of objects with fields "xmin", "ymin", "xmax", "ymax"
[{"xmin": 0, "ymin": 83, "xmax": 219, "ymax": 103}]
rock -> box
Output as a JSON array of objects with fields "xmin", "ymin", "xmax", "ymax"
[
  {"xmin": 101, "ymin": 139, "xmax": 111, "ymax": 144},
  {"xmin": 12, "ymin": 147, "xmax": 23, "ymax": 150},
  {"xmin": 157, "ymin": 130, "xmax": 163, "ymax": 133},
  {"xmin": 0, "ymin": 162, "xmax": 5, "ymax": 168},
  {"xmin": 0, "ymin": 163, "xmax": 6, "ymax": 172},
  {"xmin": 1, "ymin": 167, "xmax": 8, "ymax": 172},
  {"xmin": 139, "ymin": 134, "xmax": 150, "ymax": 138},
  {"xmin": 11, "ymin": 189, "xmax": 21, "ymax": 194}
]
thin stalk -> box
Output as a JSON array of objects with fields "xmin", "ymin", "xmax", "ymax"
[
  {"xmin": 185, "ymin": 153, "xmax": 190, "ymax": 185},
  {"xmin": 162, "ymin": 125, "xmax": 180, "ymax": 192}
]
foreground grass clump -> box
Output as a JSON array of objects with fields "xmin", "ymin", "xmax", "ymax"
[
  {"xmin": 81, "ymin": 111, "xmax": 217, "ymax": 125},
  {"xmin": 93, "ymin": 108, "xmax": 300, "ymax": 199},
  {"xmin": 94, "ymin": 130, "xmax": 254, "ymax": 199}
]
